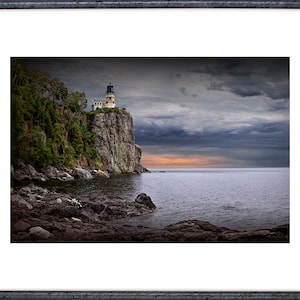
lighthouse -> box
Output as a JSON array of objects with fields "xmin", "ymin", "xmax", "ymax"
[
  {"xmin": 91, "ymin": 83, "xmax": 117, "ymax": 110},
  {"xmin": 104, "ymin": 83, "xmax": 116, "ymax": 108}
]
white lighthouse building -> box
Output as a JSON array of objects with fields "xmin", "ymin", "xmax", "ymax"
[{"xmin": 92, "ymin": 83, "xmax": 116, "ymax": 110}]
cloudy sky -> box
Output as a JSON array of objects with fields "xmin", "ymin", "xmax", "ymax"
[{"xmin": 25, "ymin": 57, "xmax": 289, "ymax": 169}]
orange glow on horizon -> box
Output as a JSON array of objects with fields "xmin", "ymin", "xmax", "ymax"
[{"xmin": 141, "ymin": 153, "xmax": 233, "ymax": 169}]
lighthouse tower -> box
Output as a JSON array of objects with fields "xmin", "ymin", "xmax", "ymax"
[{"xmin": 105, "ymin": 83, "xmax": 116, "ymax": 108}]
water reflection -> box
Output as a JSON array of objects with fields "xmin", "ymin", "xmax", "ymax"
[{"xmin": 45, "ymin": 173, "xmax": 143, "ymax": 201}]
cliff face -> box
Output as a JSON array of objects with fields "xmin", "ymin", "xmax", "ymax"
[{"xmin": 90, "ymin": 112, "xmax": 147, "ymax": 174}]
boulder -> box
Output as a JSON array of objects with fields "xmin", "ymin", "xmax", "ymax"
[
  {"xmin": 19, "ymin": 185, "xmax": 48, "ymax": 197},
  {"xmin": 95, "ymin": 169, "xmax": 110, "ymax": 178},
  {"xmin": 13, "ymin": 165, "xmax": 46, "ymax": 182},
  {"xmin": 18, "ymin": 186, "xmax": 32, "ymax": 196},
  {"xmin": 19, "ymin": 199, "xmax": 33, "ymax": 209},
  {"xmin": 59, "ymin": 172, "xmax": 75, "ymax": 181},
  {"xmin": 72, "ymin": 167, "xmax": 93, "ymax": 179},
  {"xmin": 43, "ymin": 166, "xmax": 74, "ymax": 181},
  {"xmin": 134, "ymin": 193, "xmax": 156, "ymax": 209},
  {"xmin": 11, "ymin": 194, "xmax": 24, "ymax": 203},
  {"xmin": 66, "ymin": 198, "xmax": 83, "ymax": 208},
  {"xmin": 43, "ymin": 166, "xmax": 58, "ymax": 179},
  {"xmin": 11, "ymin": 194, "xmax": 33, "ymax": 209},
  {"xmin": 13, "ymin": 169, "xmax": 31, "ymax": 182},
  {"xmin": 14, "ymin": 220, "xmax": 31, "ymax": 232},
  {"xmin": 25, "ymin": 165, "xmax": 46, "ymax": 182},
  {"xmin": 30, "ymin": 185, "xmax": 49, "ymax": 196},
  {"xmin": 29, "ymin": 226, "xmax": 51, "ymax": 239},
  {"xmin": 48, "ymin": 203, "xmax": 83, "ymax": 218},
  {"xmin": 17, "ymin": 184, "xmax": 49, "ymax": 204},
  {"xmin": 56, "ymin": 198, "xmax": 63, "ymax": 204}
]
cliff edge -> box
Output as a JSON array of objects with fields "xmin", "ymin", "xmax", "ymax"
[{"xmin": 90, "ymin": 111, "xmax": 148, "ymax": 174}]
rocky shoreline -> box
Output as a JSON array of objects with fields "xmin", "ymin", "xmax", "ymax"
[{"xmin": 11, "ymin": 181, "xmax": 289, "ymax": 243}]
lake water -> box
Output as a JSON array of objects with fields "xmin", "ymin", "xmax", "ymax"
[{"xmin": 51, "ymin": 168, "xmax": 289, "ymax": 231}]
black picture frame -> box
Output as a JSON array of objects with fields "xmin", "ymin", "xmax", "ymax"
[
  {"xmin": 0, "ymin": 0, "xmax": 300, "ymax": 8},
  {"xmin": 2, "ymin": 2, "xmax": 299, "ymax": 300}
]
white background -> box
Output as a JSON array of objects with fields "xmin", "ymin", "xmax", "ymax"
[{"xmin": 1, "ymin": 8, "xmax": 299, "ymax": 291}]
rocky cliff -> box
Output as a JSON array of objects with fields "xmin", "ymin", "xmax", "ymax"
[{"xmin": 90, "ymin": 111, "xmax": 147, "ymax": 174}]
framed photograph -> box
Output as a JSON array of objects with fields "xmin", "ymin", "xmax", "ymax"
[{"xmin": 1, "ymin": 4, "xmax": 300, "ymax": 300}]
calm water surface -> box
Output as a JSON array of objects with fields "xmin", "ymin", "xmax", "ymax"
[{"xmin": 51, "ymin": 168, "xmax": 289, "ymax": 231}]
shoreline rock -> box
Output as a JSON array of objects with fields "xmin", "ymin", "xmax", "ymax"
[
  {"xmin": 11, "ymin": 164, "xmax": 148, "ymax": 185},
  {"xmin": 72, "ymin": 167, "xmax": 93, "ymax": 179},
  {"xmin": 11, "ymin": 184, "xmax": 289, "ymax": 243},
  {"xmin": 43, "ymin": 166, "xmax": 75, "ymax": 181}
]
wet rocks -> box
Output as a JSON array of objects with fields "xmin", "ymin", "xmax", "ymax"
[
  {"xmin": 83, "ymin": 195, "xmax": 156, "ymax": 221},
  {"xmin": 11, "ymin": 184, "xmax": 157, "ymax": 242},
  {"xmin": 12, "ymin": 164, "xmax": 75, "ymax": 182},
  {"xmin": 217, "ymin": 226, "xmax": 287, "ymax": 242},
  {"xmin": 148, "ymin": 221, "xmax": 289, "ymax": 242},
  {"xmin": 43, "ymin": 166, "xmax": 74, "ymax": 181},
  {"xmin": 165, "ymin": 220, "xmax": 225, "ymax": 233},
  {"xmin": 29, "ymin": 226, "xmax": 51, "ymax": 240},
  {"xmin": 48, "ymin": 205, "xmax": 83, "ymax": 219},
  {"xmin": 92, "ymin": 169, "xmax": 110, "ymax": 178},
  {"xmin": 14, "ymin": 220, "xmax": 31, "ymax": 232},
  {"xmin": 12, "ymin": 164, "xmax": 103, "ymax": 183},
  {"xmin": 134, "ymin": 193, "xmax": 156, "ymax": 210},
  {"xmin": 13, "ymin": 164, "xmax": 46, "ymax": 182},
  {"xmin": 11, "ymin": 194, "xmax": 33, "ymax": 210},
  {"xmin": 11, "ymin": 183, "xmax": 288, "ymax": 243},
  {"xmin": 72, "ymin": 167, "xmax": 93, "ymax": 179}
]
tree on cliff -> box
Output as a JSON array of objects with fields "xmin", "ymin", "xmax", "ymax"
[
  {"xmin": 11, "ymin": 59, "xmax": 99, "ymax": 170},
  {"xmin": 66, "ymin": 91, "xmax": 87, "ymax": 112}
]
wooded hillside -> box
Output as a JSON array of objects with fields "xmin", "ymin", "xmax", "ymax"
[{"xmin": 11, "ymin": 59, "xmax": 100, "ymax": 170}]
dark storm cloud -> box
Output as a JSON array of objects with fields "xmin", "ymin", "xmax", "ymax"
[
  {"xmin": 179, "ymin": 87, "xmax": 188, "ymax": 96},
  {"xmin": 191, "ymin": 58, "xmax": 289, "ymax": 101},
  {"xmin": 208, "ymin": 77, "xmax": 289, "ymax": 100},
  {"xmin": 135, "ymin": 118, "xmax": 289, "ymax": 149},
  {"xmin": 23, "ymin": 57, "xmax": 289, "ymax": 167},
  {"xmin": 135, "ymin": 120, "xmax": 289, "ymax": 167}
]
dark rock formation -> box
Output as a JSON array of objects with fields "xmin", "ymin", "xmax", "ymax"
[
  {"xmin": 134, "ymin": 193, "xmax": 156, "ymax": 209},
  {"xmin": 43, "ymin": 166, "xmax": 74, "ymax": 181},
  {"xmin": 134, "ymin": 145, "xmax": 149, "ymax": 173},
  {"xmin": 145, "ymin": 220, "xmax": 289, "ymax": 242},
  {"xmin": 11, "ymin": 184, "xmax": 156, "ymax": 242},
  {"xmin": 12, "ymin": 164, "xmax": 46, "ymax": 182},
  {"xmin": 71, "ymin": 167, "xmax": 93, "ymax": 179},
  {"xmin": 90, "ymin": 112, "xmax": 148, "ymax": 174},
  {"xmin": 29, "ymin": 226, "xmax": 51, "ymax": 240},
  {"xmin": 12, "ymin": 165, "xmax": 75, "ymax": 183}
]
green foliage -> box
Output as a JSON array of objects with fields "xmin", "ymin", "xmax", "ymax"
[
  {"xmin": 87, "ymin": 106, "xmax": 130, "ymax": 116},
  {"xmin": 68, "ymin": 118, "xmax": 84, "ymax": 157},
  {"xmin": 80, "ymin": 123, "xmax": 99, "ymax": 164},
  {"xmin": 11, "ymin": 59, "xmax": 100, "ymax": 170},
  {"xmin": 18, "ymin": 127, "xmax": 52, "ymax": 169},
  {"xmin": 66, "ymin": 91, "xmax": 87, "ymax": 112}
]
